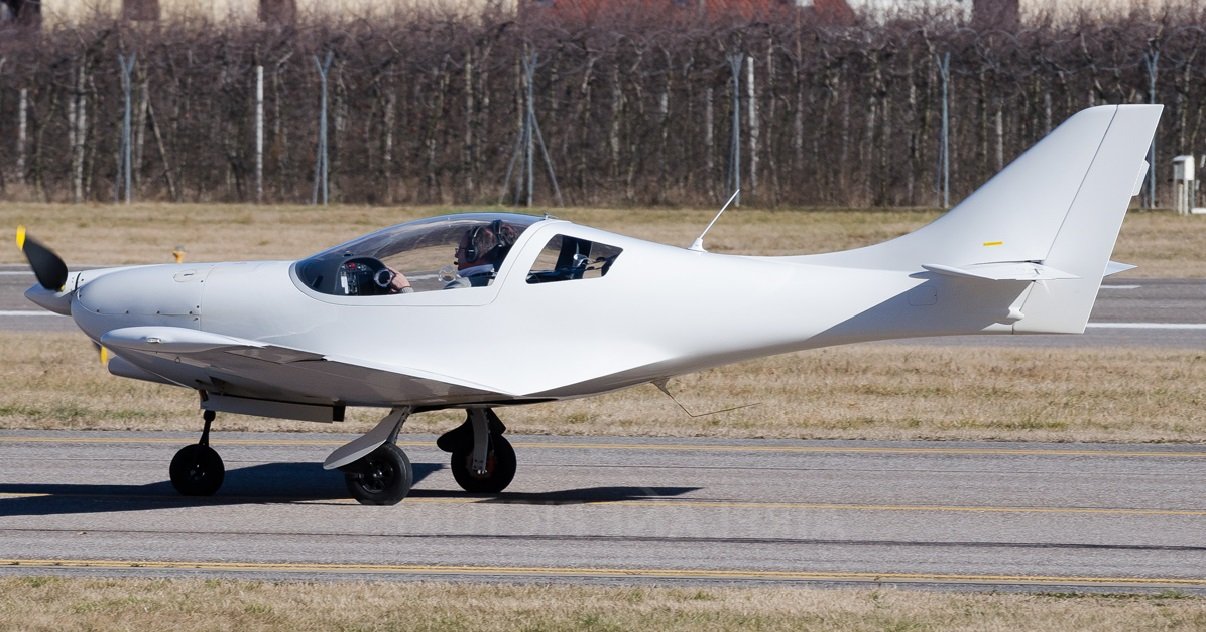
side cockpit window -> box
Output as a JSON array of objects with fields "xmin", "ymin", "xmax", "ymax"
[{"xmin": 526, "ymin": 235, "xmax": 622, "ymax": 284}]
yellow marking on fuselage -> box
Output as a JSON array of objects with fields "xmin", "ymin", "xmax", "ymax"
[{"xmin": 983, "ymin": 240, "xmax": 1003, "ymax": 246}]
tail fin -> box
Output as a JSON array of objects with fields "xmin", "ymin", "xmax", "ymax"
[
  {"xmin": 1012, "ymin": 105, "xmax": 1162, "ymax": 333},
  {"xmin": 801, "ymin": 104, "xmax": 1162, "ymax": 334}
]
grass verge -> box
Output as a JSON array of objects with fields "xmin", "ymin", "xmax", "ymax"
[
  {"xmin": 3, "ymin": 332, "xmax": 1203, "ymax": 442},
  {"xmin": 0, "ymin": 578, "xmax": 1202, "ymax": 632}
]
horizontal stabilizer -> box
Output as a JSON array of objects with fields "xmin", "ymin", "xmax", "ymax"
[
  {"xmin": 1104, "ymin": 260, "xmax": 1136, "ymax": 276},
  {"xmin": 921, "ymin": 262, "xmax": 1078, "ymax": 281}
]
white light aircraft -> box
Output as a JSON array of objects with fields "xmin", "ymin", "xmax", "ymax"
[{"xmin": 18, "ymin": 104, "xmax": 1161, "ymax": 505}]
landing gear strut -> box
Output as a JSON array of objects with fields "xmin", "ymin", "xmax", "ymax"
[
  {"xmin": 439, "ymin": 408, "xmax": 517, "ymax": 494},
  {"xmin": 169, "ymin": 409, "xmax": 225, "ymax": 496}
]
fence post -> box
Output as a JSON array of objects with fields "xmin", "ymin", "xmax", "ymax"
[
  {"xmin": 17, "ymin": 87, "xmax": 27, "ymax": 180},
  {"xmin": 117, "ymin": 53, "xmax": 136, "ymax": 204},
  {"xmin": 255, "ymin": 64, "xmax": 264, "ymax": 204},
  {"xmin": 501, "ymin": 50, "xmax": 561, "ymax": 207},
  {"xmin": 727, "ymin": 53, "xmax": 744, "ymax": 206},
  {"xmin": 936, "ymin": 52, "xmax": 951, "ymax": 209},
  {"xmin": 747, "ymin": 55, "xmax": 757, "ymax": 196},
  {"xmin": 312, "ymin": 52, "xmax": 334, "ymax": 206},
  {"xmin": 1142, "ymin": 49, "xmax": 1159, "ymax": 209}
]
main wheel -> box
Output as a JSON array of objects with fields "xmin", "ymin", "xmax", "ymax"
[
  {"xmin": 169, "ymin": 444, "xmax": 225, "ymax": 496},
  {"xmin": 344, "ymin": 443, "xmax": 412, "ymax": 505},
  {"xmin": 451, "ymin": 434, "xmax": 516, "ymax": 493}
]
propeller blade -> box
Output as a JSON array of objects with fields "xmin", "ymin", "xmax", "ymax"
[{"xmin": 16, "ymin": 225, "xmax": 69, "ymax": 291}]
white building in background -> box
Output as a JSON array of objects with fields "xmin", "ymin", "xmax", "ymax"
[
  {"xmin": 8, "ymin": 0, "xmax": 1200, "ymax": 27},
  {"xmin": 15, "ymin": 1, "xmax": 506, "ymax": 26},
  {"xmin": 849, "ymin": 0, "xmax": 1199, "ymax": 23}
]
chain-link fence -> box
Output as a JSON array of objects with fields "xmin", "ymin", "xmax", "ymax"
[{"xmin": 1, "ymin": 9, "xmax": 1204, "ymax": 207}]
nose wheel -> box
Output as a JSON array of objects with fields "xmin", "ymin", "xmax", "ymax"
[{"xmin": 169, "ymin": 410, "xmax": 225, "ymax": 496}]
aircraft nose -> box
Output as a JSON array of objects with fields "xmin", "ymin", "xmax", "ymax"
[{"xmin": 72, "ymin": 265, "xmax": 210, "ymax": 339}]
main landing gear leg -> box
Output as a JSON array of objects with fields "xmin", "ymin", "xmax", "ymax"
[
  {"xmin": 328, "ymin": 407, "xmax": 414, "ymax": 506},
  {"xmin": 439, "ymin": 408, "xmax": 516, "ymax": 494},
  {"xmin": 169, "ymin": 409, "xmax": 226, "ymax": 496}
]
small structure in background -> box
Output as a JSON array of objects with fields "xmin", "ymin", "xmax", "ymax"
[
  {"xmin": 972, "ymin": 0, "xmax": 1018, "ymax": 29},
  {"xmin": 520, "ymin": 0, "xmax": 857, "ymax": 25},
  {"xmin": 0, "ymin": 0, "xmax": 40, "ymax": 26},
  {"xmin": 1171, "ymin": 155, "xmax": 1205, "ymax": 215},
  {"xmin": 172, "ymin": 245, "xmax": 186, "ymax": 263}
]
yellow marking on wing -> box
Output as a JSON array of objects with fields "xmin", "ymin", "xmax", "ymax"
[{"xmin": 983, "ymin": 240, "xmax": 1003, "ymax": 246}]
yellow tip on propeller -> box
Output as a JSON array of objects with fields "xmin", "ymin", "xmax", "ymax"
[
  {"xmin": 99, "ymin": 346, "xmax": 109, "ymax": 366},
  {"xmin": 16, "ymin": 225, "xmax": 26, "ymax": 250}
]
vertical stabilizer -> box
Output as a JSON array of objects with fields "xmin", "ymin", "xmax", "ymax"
[{"xmin": 1012, "ymin": 105, "xmax": 1162, "ymax": 333}]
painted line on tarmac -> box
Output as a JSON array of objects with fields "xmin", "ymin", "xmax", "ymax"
[
  {"xmin": 0, "ymin": 434, "xmax": 1202, "ymax": 459},
  {"xmin": 0, "ymin": 491, "xmax": 1200, "ymax": 517},
  {"xmin": 0, "ymin": 310, "xmax": 65, "ymax": 317},
  {"xmin": 399, "ymin": 498, "xmax": 1206, "ymax": 517},
  {"xmin": 1086, "ymin": 322, "xmax": 1206, "ymax": 330},
  {"xmin": 1, "ymin": 558, "xmax": 1203, "ymax": 588}
]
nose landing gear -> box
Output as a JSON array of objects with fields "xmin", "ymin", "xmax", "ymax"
[{"xmin": 169, "ymin": 410, "xmax": 225, "ymax": 496}]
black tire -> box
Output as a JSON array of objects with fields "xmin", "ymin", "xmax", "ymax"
[
  {"xmin": 451, "ymin": 434, "xmax": 516, "ymax": 493},
  {"xmin": 169, "ymin": 444, "xmax": 225, "ymax": 496},
  {"xmin": 344, "ymin": 443, "xmax": 412, "ymax": 505}
]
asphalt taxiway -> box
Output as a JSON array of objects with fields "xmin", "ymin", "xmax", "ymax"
[{"xmin": 0, "ymin": 432, "xmax": 1202, "ymax": 592}]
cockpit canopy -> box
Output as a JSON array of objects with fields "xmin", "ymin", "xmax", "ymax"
[{"xmin": 295, "ymin": 213, "xmax": 543, "ymax": 296}]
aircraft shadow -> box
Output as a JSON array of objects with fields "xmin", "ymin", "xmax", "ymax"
[
  {"xmin": 409, "ymin": 486, "xmax": 701, "ymax": 505},
  {"xmin": 0, "ymin": 462, "xmax": 700, "ymax": 516},
  {"xmin": 0, "ymin": 461, "xmax": 444, "ymax": 517}
]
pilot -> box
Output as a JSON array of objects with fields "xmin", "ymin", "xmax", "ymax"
[
  {"xmin": 382, "ymin": 268, "xmax": 413, "ymax": 293},
  {"xmin": 381, "ymin": 220, "xmax": 516, "ymax": 293},
  {"xmin": 445, "ymin": 220, "xmax": 517, "ymax": 288}
]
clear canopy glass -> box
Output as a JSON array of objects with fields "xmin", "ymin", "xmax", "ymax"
[{"xmin": 294, "ymin": 213, "xmax": 544, "ymax": 295}]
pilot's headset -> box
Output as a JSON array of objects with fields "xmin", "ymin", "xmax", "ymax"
[{"xmin": 464, "ymin": 220, "xmax": 515, "ymax": 266}]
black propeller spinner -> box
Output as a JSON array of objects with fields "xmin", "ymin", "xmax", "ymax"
[{"xmin": 16, "ymin": 226, "xmax": 69, "ymax": 291}]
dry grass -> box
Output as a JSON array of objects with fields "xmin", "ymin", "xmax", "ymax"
[
  {"xmin": 2, "ymin": 203, "xmax": 1205, "ymax": 277},
  {"xmin": 0, "ymin": 577, "xmax": 1201, "ymax": 632},
  {"xmin": 4, "ymin": 332, "xmax": 1203, "ymax": 442}
]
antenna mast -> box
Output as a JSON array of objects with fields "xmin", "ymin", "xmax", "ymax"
[{"xmin": 689, "ymin": 189, "xmax": 741, "ymax": 252}]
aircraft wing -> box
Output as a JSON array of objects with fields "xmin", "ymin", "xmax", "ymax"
[{"xmin": 99, "ymin": 326, "xmax": 512, "ymax": 409}]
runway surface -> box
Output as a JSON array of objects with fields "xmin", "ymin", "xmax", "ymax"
[
  {"xmin": 3, "ymin": 265, "xmax": 1204, "ymax": 347},
  {"xmin": 0, "ymin": 431, "xmax": 1202, "ymax": 592}
]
